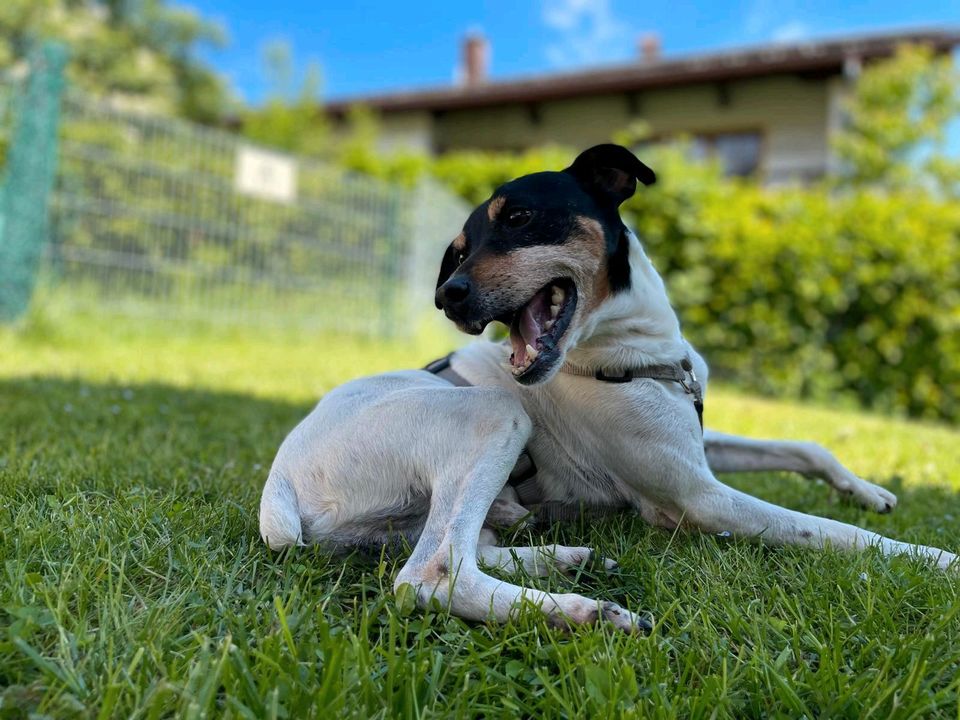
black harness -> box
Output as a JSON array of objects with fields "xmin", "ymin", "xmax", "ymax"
[
  {"xmin": 423, "ymin": 351, "xmax": 705, "ymax": 523},
  {"xmin": 558, "ymin": 357, "xmax": 704, "ymax": 430}
]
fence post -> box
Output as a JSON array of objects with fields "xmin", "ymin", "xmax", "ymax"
[
  {"xmin": 0, "ymin": 42, "xmax": 67, "ymax": 322},
  {"xmin": 380, "ymin": 187, "xmax": 409, "ymax": 338}
]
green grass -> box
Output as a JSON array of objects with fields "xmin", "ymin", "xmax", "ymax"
[{"xmin": 1, "ymin": 308, "xmax": 959, "ymax": 718}]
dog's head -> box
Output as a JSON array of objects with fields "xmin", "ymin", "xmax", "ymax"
[{"xmin": 435, "ymin": 144, "xmax": 655, "ymax": 385}]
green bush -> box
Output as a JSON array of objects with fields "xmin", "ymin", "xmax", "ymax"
[
  {"xmin": 430, "ymin": 146, "xmax": 572, "ymax": 204},
  {"xmin": 624, "ymin": 146, "xmax": 960, "ymax": 423}
]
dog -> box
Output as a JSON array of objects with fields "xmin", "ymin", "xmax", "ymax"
[{"xmin": 259, "ymin": 144, "xmax": 956, "ymax": 633}]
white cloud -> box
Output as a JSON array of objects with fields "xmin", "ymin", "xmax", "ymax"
[
  {"xmin": 542, "ymin": 0, "xmax": 632, "ymax": 67},
  {"xmin": 743, "ymin": 0, "xmax": 811, "ymax": 43},
  {"xmin": 771, "ymin": 21, "xmax": 811, "ymax": 43}
]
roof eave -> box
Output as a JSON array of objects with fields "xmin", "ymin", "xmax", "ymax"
[{"xmin": 324, "ymin": 29, "xmax": 960, "ymax": 117}]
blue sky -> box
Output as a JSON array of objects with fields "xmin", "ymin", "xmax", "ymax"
[{"xmin": 187, "ymin": 0, "xmax": 960, "ymax": 104}]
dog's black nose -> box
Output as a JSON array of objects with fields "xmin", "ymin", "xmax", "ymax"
[{"xmin": 435, "ymin": 276, "xmax": 472, "ymax": 310}]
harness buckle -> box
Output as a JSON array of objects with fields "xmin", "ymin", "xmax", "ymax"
[{"xmin": 679, "ymin": 356, "xmax": 698, "ymax": 394}]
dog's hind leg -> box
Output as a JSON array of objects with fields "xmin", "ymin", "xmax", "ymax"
[
  {"xmin": 703, "ymin": 430, "xmax": 897, "ymax": 513},
  {"xmin": 673, "ymin": 469, "xmax": 955, "ymax": 570},
  {"xmin": 395, "ymin": 387, "xmax": 648, "ymax": 633}
]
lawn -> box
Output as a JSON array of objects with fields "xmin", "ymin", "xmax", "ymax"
[{"xmin": 1, "ymin": 308, "xmax": 959, "ymax": 718}]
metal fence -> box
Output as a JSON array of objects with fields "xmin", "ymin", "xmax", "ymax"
[{"xmin": 0, "ymin": 44, "xmax": 469, "ymax": 335}]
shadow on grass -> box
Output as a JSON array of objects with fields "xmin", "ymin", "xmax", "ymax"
[
  {"xmin": 2, "ymin": 374, "xmax": 958, "ymax": 553},
  {"xmin": 0, "ymin": 375, "xmax": 311, "ymax": 512}
]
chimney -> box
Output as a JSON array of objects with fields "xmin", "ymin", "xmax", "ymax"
[
  {"xmin": 638, "ymin": 33, "xmax": 661, "ymax": 62},
  {"xmin": 462, "ymin": 32, "xmax": 489, "ymax": 86}
]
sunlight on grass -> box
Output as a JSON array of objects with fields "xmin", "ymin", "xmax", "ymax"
[{"xmin": 0, "ymin": 303, "xmax": 460, "ymax": 400}]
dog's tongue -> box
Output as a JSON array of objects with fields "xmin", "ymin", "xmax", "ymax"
[{"xmin": 509, "ymin": 287, "xmax": 550, "ymax": 368}]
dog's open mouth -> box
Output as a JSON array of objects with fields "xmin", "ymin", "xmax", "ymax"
[{"xmin": 507, "ymin": 278, "xmax": 577, "ymax": 382}]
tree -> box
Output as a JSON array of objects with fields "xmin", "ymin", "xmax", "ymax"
[
  {"xmin": 240, "ymin": 40, "xmax": 330, "ymax": 156},
  {"xmin": 0, "ymin": 0, "xmax": 228, "ymax": 123},
  {"xmin": 237, "ymin": 41, "xmax": 429, "ymax": 183},
  {"xmin": 832, "ymin": 44, "xmax": 960, "ymax": 194}
]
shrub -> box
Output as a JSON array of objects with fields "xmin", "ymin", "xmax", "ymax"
[
  {"xmin": 625, "ymin": 145, "xmax": 960, "ymax": 422},
  {"xmin": 430, "ymin": 146, "xmax": 572, "ymax": 204}
]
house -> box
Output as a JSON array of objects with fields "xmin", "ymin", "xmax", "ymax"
[{"xmin": 325, "ymin": 28, "xmax": 960, "ymax": 184}]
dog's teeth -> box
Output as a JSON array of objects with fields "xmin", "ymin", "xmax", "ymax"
[
  {"xmin": 550, "ymin": 304, "xmax": 560, "ymax": 318},
  {"xmin": 525, "ymin": 344, "xmax": 538, "ymax": 360},
  {"xmin": 551, "ymin": 287, "xmax": 564, "ymax": 305},
  {"xmin": 545, "ymin": 319, "xmax": 554, "ymax": 330}
]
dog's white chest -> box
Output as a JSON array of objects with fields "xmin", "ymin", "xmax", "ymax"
[{"xmin": 524, "ymin": 428, "xmax": 633, "ymax": 505}]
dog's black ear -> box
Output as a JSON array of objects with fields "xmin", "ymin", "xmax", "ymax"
[
  {"xmin": 564, "ymin": 144, "xmax": 656, "ymax": 207},
  {"xmin": 435, "ymin": 243, "xmax": 459, "ymax": 309}
]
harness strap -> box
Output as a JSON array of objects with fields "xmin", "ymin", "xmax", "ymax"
[
  {"xmin": 423, "ymin": 353, "xmax": 471, "ymax": 388},
  {"xmin": 560, "ymin": 355, "xmax": 704, "ymax": 431}
]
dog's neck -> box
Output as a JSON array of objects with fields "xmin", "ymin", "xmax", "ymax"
[{"xmin": 563, "ymin": 229, "xmax": 686, "ymax": 372}]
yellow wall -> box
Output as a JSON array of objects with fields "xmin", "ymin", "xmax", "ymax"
[{"xmin": 377, "ymin": 74, "xmax": 838, "ymax": 184}]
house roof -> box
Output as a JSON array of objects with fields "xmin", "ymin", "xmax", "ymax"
[{"xmin": 324, "ymin": 28, "xmax": 960, "ymax": 117}]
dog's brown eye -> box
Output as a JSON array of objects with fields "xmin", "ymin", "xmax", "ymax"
[
  {"xmin": 504, "ymin": 208, "xmax": 532, "ymax": 228},
  {"xmin": 456, "ymin": 251, "xmax": 467, "ymax": 266}
]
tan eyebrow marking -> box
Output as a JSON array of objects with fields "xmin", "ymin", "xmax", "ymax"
[
  {"xmin": 487, "ymin": 196, "xmax": 506, "ymax": 222},
  {"xmin": 452, "ymin": 232, "xmax": 467, "ymax": 251}
]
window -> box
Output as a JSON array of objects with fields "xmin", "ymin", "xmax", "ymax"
[{"xmin": 690, "ymin": 131, "xmax": 762, "ymax": 177}]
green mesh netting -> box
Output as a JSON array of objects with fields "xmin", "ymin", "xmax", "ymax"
[{"xmin": 0, "ymin": 43, "xmax": 67, "ymax": 322}]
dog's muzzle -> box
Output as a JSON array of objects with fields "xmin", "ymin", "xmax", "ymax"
[{"xmin": 435, "ymin": 276, "xmax": 489, "ymax": 334}]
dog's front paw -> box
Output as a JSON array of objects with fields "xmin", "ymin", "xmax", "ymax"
[
  {"xmin": 548, "ymin": 595, "xmax": 653, "ymax": 634},
  {"xmin": 934, "ymin": 550, "xmax": 958, "ymax": 572},
  {"xmin": 844, "ymin": 477, "xmax": 897, "ymax": 513},
  {"xmin": 600, "ymin": 601, "xmax": 654, "ymax": 634}
]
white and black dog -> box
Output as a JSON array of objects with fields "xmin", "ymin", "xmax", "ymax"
[{"xmin": 260, "ymin": 144, "xmax": 955, "ymax": 633}]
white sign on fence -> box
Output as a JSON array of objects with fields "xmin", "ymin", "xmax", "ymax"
[{"xmin": 234, "ymin": 145, "xmax": 298, "ymax": 203}]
